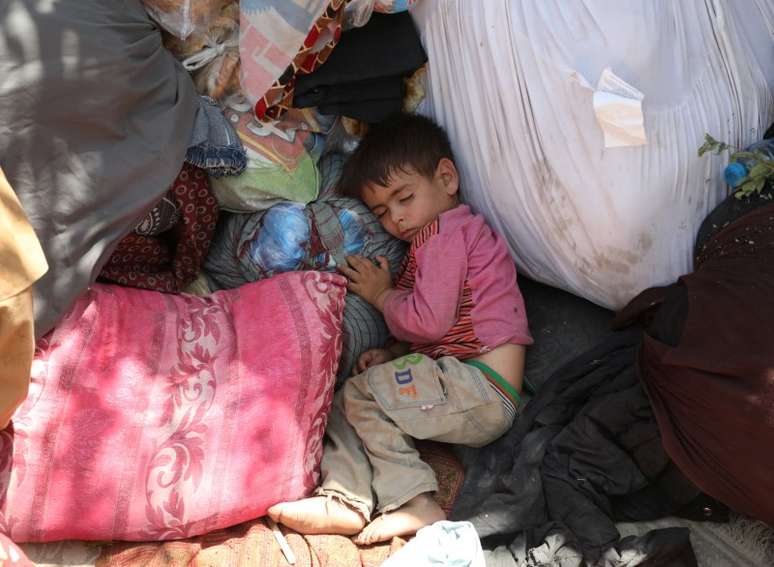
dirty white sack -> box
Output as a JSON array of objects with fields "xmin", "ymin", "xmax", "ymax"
[{"xmin": 412, "ymin": 0, "xmax": 774, "ymax": 308}]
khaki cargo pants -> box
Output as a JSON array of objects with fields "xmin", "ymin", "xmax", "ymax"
[{"xmin": 316, "ymin": 353, "xmax": 514, "ymax": 520}]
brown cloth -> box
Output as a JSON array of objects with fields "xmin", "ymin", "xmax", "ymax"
[
  {"xmin": 0, "ymin": 169, "xmax": 47, "ymax": 302},
  {"xmin": 621, "ymin": 202, "xmax": 774, "ymax": 526},
  {"xmin": 0, "ymin": 168, "xmax": 47, "ymax": 429}
]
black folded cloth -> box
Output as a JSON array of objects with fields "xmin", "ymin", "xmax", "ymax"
[
  {"xmin": 296, "ymin": 76, "xmax": 403, "ymax": 108},
  {"xmin": 294, "ymin": 12, "xmax": 427, "ymax": 123}
]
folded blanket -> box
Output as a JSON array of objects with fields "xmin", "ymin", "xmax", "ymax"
[
  {"xmin": 294, "ymin": 12, "xmax": 427, "ymax": 122},
  {"xmin": 242, "ymin": 0, "xmax": 347, "ymax": 121}
]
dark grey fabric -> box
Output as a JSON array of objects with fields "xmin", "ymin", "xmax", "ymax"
[
  {"xmin": 0, "ymin": 0, "xmax": 199, "ymax": 336},
  {"xmin": 520, "ymin": 277, "xmax": 613, "ymax": 391},
  {"xmin": 451, "ymin": 328, "xmax": 721, "ymax": 565},
  {"xmin": 452, "ymin": 278, "xmax": 613, "ymax": 472}
]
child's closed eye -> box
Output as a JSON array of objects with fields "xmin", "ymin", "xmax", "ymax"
[{"xmin": 399, "ymin": 194, "xmax": 414, "ymax": 203}]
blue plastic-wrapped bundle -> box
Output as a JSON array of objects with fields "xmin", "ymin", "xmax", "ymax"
[
  {"xmin": 212, "ymin": 196, "xmax": 401, "ymax": 280},
  {"xmin": 204, "ymin": 194, "xmax": 407, "ymax": 380},
  {"xmin": 248, "ymin": 202, "xmax": 310, "ymax": 274}
]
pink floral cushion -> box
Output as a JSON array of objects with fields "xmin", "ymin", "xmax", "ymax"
[{"xmin": 0, "ymin": 271, "xmax": 345, "ymax": 542}]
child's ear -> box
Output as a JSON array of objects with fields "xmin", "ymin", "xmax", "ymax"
[{"xmin": 435, "ymin": 158, "xmax": 460, "ymax": 197}]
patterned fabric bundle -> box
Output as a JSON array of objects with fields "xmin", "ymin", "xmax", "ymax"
[
  {"xmin": 100, "ymin": 163, "xmax": 219, "ymax": 292},
  {"xmin": 210, "ymin": 103, "xmax": 333, "ymax": 213},
  {"xmin": 204, "ymin": 195, "xmax": 406, "ymax": 380},
  {"xmin": 241, "ymin": 0, "xmax": 348, "ymax": 122},
  {"xmin": 205, "ymin": 195, "xmax": 403, "ymax": 293}
]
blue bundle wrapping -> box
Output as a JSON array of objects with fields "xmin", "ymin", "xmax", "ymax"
[
  {"xmin": 249, "ymin": 202, "xmax": 310, "ymax": 273},
  {"xmin": 204, "ymin": 193, "xmax": 407, "ymax": 381}
]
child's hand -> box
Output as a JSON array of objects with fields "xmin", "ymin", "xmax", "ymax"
[
  {"xmin": 355, "ymin": 348, "xmax": 394, "ymax": 374},
  {"xmin": 339, "ymin": 255, "xmax": 393, "ymax": 309}
]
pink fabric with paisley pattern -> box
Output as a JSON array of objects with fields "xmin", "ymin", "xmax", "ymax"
[{"xmin": 0, "ymin": 271, "xmax": 345, "ymax": 542}]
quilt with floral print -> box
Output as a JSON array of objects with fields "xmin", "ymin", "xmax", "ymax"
[{"xmin": 0, "ymin": 271, "xmax": 345, "ymax": 542}]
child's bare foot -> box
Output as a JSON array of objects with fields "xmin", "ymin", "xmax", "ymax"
[
  {"xmin": 267, "ymin": 496, "xmax": 366, "ymax": 535},
  {"xmin": 353, "ymin": 493, "xmax": 445, "ymax": 545}
]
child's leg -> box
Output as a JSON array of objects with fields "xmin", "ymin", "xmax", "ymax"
[
  {"xmin": 267, "ymin": 391, "xmax": 372, "ymax": 534},
  {"xmin": 342, "ymin": 354, "xmax": 512, "ymax": 543}
]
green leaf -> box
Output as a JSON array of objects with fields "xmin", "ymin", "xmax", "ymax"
[
  {"xmin": 749, "ymin": 163, "xmax": 769, "ymax": 179},
  {"xmin": 698, "ymin": 133, "xmax": 732, "ymax": 157},
  {"xmin": 729, "ymin": 151, "xmax": 759, "ymax": 162},
  {"xmin": 736, "ymin": 176, "xmax": 766, "ymax": 199}
]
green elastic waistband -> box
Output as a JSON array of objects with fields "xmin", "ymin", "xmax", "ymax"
[{"xmin": 465, "ymin": 359, "xmax": 522, "ymax": 406}]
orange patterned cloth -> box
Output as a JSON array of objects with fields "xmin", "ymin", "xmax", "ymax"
[
  {"xmin": 96, "ymin": 441, "xmax": 463, "ymax": 567},
  {"xmin": 253, "ymin": 0, "xmax": 347, "ymax": 122}
]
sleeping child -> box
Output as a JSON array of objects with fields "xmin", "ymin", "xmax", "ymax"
[{"xmin": 269, "ymin": 113, "xmax": 533, "ymax": 544}]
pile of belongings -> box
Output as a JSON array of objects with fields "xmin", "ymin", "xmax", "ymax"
[
  {"xmin": 0, "ymin": 0, "xmax": 428, "ymax": 543},
  {"xmin": 2, "ymin": 1, "xmax": 774, "ymax": 566}
]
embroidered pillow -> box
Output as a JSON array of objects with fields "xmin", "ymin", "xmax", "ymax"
[{"xmin": 0, "ymin": 271, "xmax": 345, "ymax": 542}]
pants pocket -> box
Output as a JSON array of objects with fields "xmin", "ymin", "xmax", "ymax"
[{"xmin": 367, "ymin": 353, "xmax": 448, "ymax": 411}]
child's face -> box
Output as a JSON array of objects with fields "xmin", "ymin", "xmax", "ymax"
[{"xmin": 362, "ymin": 158, "xmax": 460, "ymax": 242}]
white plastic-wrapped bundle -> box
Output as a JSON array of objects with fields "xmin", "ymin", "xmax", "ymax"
[{"xmin": 412, "ymin": 0, "xmax": 774, "ymax": 308}]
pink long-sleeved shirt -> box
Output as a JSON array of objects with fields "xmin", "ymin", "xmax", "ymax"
[{"xmin": 383, "ymin": 205, "xmax": 532, "ymax": 360}]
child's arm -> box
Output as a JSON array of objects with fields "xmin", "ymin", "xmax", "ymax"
[
  {"xmin": 340, "ymin": 232, "xmax": 468, "ymax": 344},
  {"xmin": 382, "ymin": 235, "xmax": 467, "ymax": 343},
  {"xmin": 339, "ymin": 255, "xmax": 393, "ymax": 307}
]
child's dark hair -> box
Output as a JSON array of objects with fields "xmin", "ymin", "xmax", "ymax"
[{"xmin": 338, "ymin": 113, "xmax": 456, "ymax": 198}]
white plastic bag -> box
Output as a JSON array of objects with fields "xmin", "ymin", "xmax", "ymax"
[
  {"xmin": 413, "ymin": 0, "xmax": 774, "ymax": 309},
  {"xmin": 345, "ymin": 0, "xmax": 417, "ymax": 28},
  {"xmin": 142, "ymin": 0, "xmax": 227, "ymax": 40}
]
